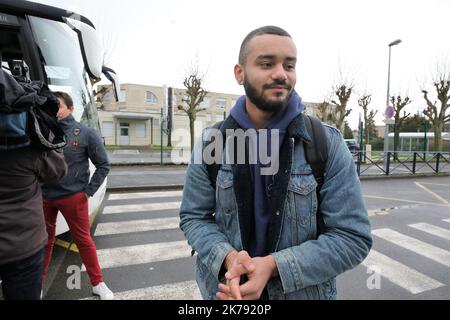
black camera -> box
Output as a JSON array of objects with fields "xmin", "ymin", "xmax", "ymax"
[{"xmin": 11, "ymin": 59, "xmax": 31, "ymax": 83}]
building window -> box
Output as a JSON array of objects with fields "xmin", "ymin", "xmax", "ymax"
[
  {"xmin": 102, "ymin": 121, "xmax": 113, "ymax": 137},
  {"xmin": 119, "ymin": 90, "xmax": 126, "ymax": 102},
  {"xmin": 135, "ymin": 123, "xmax": 146, "ymax": 138},
  {"xmin": 103, "ymin": 91, "xmax": 113, "ymax": 103},
  {"xmin": 216, "ymin": 98, "xmax": 227, "ymax": 109},
  {"xmin": 146, "ymin": 91, "xmax": 158, "ymax": 104},
  {"xmin": 200, "ymin": 97, "xmax": 211, "ymax": 109}
]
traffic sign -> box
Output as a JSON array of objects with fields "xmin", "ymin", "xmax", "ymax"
[{"xmin": 385, "ymin": 106, "xmax": 395, "ymax": 119}]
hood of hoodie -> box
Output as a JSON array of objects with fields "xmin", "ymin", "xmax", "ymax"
[{"xmin": 230, "ymin": 90, "xmax": 305, "ymax": 132}]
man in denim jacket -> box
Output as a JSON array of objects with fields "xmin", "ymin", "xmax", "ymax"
[{"xmin": 180, "ymin": 26, "xmax": 372, "ymax": 300}]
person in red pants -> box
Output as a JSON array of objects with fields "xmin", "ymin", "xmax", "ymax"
[{"xmin": 41, "ymin": 92, "xmax": 113, "ymax": 300}]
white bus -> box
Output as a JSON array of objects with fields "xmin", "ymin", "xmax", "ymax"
[{"xmin": 1, "ymin": 0, "xmax": 120, "ymax": 234}]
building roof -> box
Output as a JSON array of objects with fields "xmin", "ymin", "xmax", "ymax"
[{"xmin": 112, "ymin": 112, "xmax": 155, "ymax": 120}]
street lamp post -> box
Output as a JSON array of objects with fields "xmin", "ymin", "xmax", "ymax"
[
  {"xmin": 160, "ymin": 108, "xmax": 164, "ymax": 166},
  {"xmin": 383, "ymin": 39, "xmax": 402, "ymax": 170}
]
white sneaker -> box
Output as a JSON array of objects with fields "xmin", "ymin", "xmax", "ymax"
[{"xmin": 92, "ymin": 282, "xmax": 114, "ymax": 300}]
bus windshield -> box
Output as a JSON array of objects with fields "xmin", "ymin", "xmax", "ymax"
[{"xmin": 28, "ymin": 16, "xmax": 100, "ymax": 132}]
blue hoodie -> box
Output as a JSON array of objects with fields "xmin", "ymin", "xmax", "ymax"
[{"xmin": 230, "ymin": 91, "xmax": 305, "ymax": 256}]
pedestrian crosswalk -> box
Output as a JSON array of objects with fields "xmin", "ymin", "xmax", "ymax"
[
  {"xmin": 81, "ymin": 240, "xmax": 192, "ymax": 270},
  {"xmin": 94, "ymin": 217, "xmax": 180, "ymax": 236},
  {"xmin": 79, "ymin": 190, "xmax": 200, "ymax": 300},
  {"xmin": 74, "ymin": 190, "xmax": 450, "ymax": 300},
  {"xmin": 372, "ymin": 228, "xmax": 450, "ymax": 267},
  {"xmin": 103, "ymin": 201, "xmax": 181, "ymax": 214},
  {"xmin": 361, "ymin": 219, "xmax": 450, "ymax": 296},
  {"xmin": 361, "ymin": 250, "xmax": 444, "ymax": 294},
  {"xmin": 409, "ymin": 223, "xmax": 450, "ymax": 241},
  {"xmin": 82, "ymin": 280, "xmax": 201, "ymax": 300}
]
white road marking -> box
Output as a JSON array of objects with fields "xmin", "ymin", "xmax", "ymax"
[
  {"xmin": 362, "ymin": 250, "xmax": 444, "ymax": 294},
  {"xmin": 94, "ymin": 217, "xmax": 180, "ymax": 236},
  {"xmin": 372, "ymin": 228, "xmax": 450, "ymax": 267},
  {"xmin": 414, "ymin": 182, "xmax": 450, "ymax": 205},
  {"xmin": 81, "ymin": 240, "xmax": 191, "ymax": 270},
  {"xmin": 108, "ymin": 191, "xmax": 183, "ymax": 201},
  {"xmin": 103, "ymin": 201, "xmax": 181, "ymax": 214},
  {"xmin": 81, "ymin": 280, "xmax": 202, "ymax": 300},
  {"xmin": 113, "ymin": 150, "xmax": 139, "ymax": 155},
  {"xmin": 419, "ymin": 182, "xmax": 450, "ymax": 187},
  {"xmin": 364, "ymin": 195, "xmax": 448, "ymax": 207},
  {"xmin": 409, "ymin": 223, "xmax": 450, "ymax": 241}
]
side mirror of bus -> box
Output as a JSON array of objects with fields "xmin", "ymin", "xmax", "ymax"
[
  {"xmin": 63, "ymin": 17, "xmax": 119, "ymax": 102},
  {"xmin": 102, "ymin": 66, "xmax": 120, "ymax": 102},
  {"xmin": 63, "ymin": 16, "xmax": 103, "ymax": 80}
]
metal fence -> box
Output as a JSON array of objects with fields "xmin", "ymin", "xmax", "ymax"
[{"xmin": 354, "ymin": 151, "xmax": 450, "ymax": 177}]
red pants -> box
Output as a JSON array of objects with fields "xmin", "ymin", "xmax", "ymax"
[{"xmin": 42, "ymin": 192, "xmax": 103, "ymax": 286}]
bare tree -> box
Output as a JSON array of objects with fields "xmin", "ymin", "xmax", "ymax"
[
  {"xmin": 391, "ymin": 95, "xmax": 412, "ymax": 159},
  {"xmin": 93, "ymin": 86, "xmax": 111, "ymax": 110},
  {"xmin": 358, "ymin": 95, "xmax": 372, "ymax": 144},
  {"xmin": 358, "ymin": 95, "xmax": 378, "ymax": 144},
  {"xmin": 331, "ymin": 84, "xmax": 353, "ymax": 133},
  {"xmin": 316, "ymin": 101, "xmax": 333, "ymax": 124},
  {"xmin": 422, "ymin": 74, "xmax": 450, "ymax": 151},
  {"xmin": 366, "ymin": 110, "xmax": 378, "ymax": 143},
  {"xmin": 178, "ymin": 73, "xmax": 208, "ymax": 151}
]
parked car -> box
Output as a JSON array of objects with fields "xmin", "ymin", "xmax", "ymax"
[{"xmin": 344, "ymin": 139, "xmax": 360, "ymax": 155}]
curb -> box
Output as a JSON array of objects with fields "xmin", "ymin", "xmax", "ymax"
[
  {"xmin": 111, "ymin": 163, "xmax": 188, "ymax": 167},
  {"xmin": 107, "ymin": 184, "xmax": 184, "ymax": 193},
  {"xmin": 359, "ymin": 172, "xmax": 450, "ymax": 180}
]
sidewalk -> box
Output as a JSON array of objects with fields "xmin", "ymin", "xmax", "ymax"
[
  {"xmin": 107, "ymin": 164, "xmax": 450, "ymax": 192},
  {"xmin": 105, "ymin": 147, "xmax": 450, "ymax": 191},
  {"xmin": 107, "ymin": 148, "xmax": 190, "ymax": 165}
]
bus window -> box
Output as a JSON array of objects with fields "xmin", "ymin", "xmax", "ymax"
[
  {"xmin": 0, "ymin": 28, "xmax": 25, "ymax": 75},
  {"xmin": 28, "ymin": 16, "xmax": 100, "ymax": 133}
]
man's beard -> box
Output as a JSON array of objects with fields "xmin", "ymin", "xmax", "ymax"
[{"xmin": 243, "ymin": 77, "xmax": 292, "ymax": 113}]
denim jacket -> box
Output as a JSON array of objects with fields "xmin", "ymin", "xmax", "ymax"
[{"xmin": 179, "ymin": 114, "xmax": 372, "ymax": 300}]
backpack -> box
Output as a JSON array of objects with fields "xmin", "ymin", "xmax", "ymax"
[
  {"xmin": 204, "ymin": 113, "xmax": 328, "ymax": 235},
  {"xmin": 0, "ymin": 111, "xmax": 30, "ymax": 150},
  {"xmin": 0, "ymin": 66, "xmax": 66, "ymax": 151}
]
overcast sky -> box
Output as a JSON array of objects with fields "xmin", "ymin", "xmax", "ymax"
[{"xmin": 30, "ymin": 0, "xmax": 450, "ymax": 128}]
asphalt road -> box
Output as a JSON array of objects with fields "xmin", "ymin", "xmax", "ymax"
[
  {"xmin": 338, "ymin": 176, "xmax": 450, "ymax": 300},
  {"xmin": 39, "ymin": 175, "xmax": 450, "ymax": 300}
]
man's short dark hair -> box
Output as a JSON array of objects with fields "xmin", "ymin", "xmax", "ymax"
[
  {"xmin": 239, "ymin": 26, "xmax": 292, "ymax": 65},
  {"xmin": 54, "ymin": 91, "xmax": 74, "ymax": 108}
]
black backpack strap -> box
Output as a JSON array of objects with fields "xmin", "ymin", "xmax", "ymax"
[
  {"xmin": 204, "ymin": 121, "xmax": 224, "ymax": 189},
  {"xmin": 302, "ymin": 114, "xmax": 328, "ymax": 235},
  {"xmin": 303, "ymin": 114, "xmax": 328, "ymax": 190}
]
